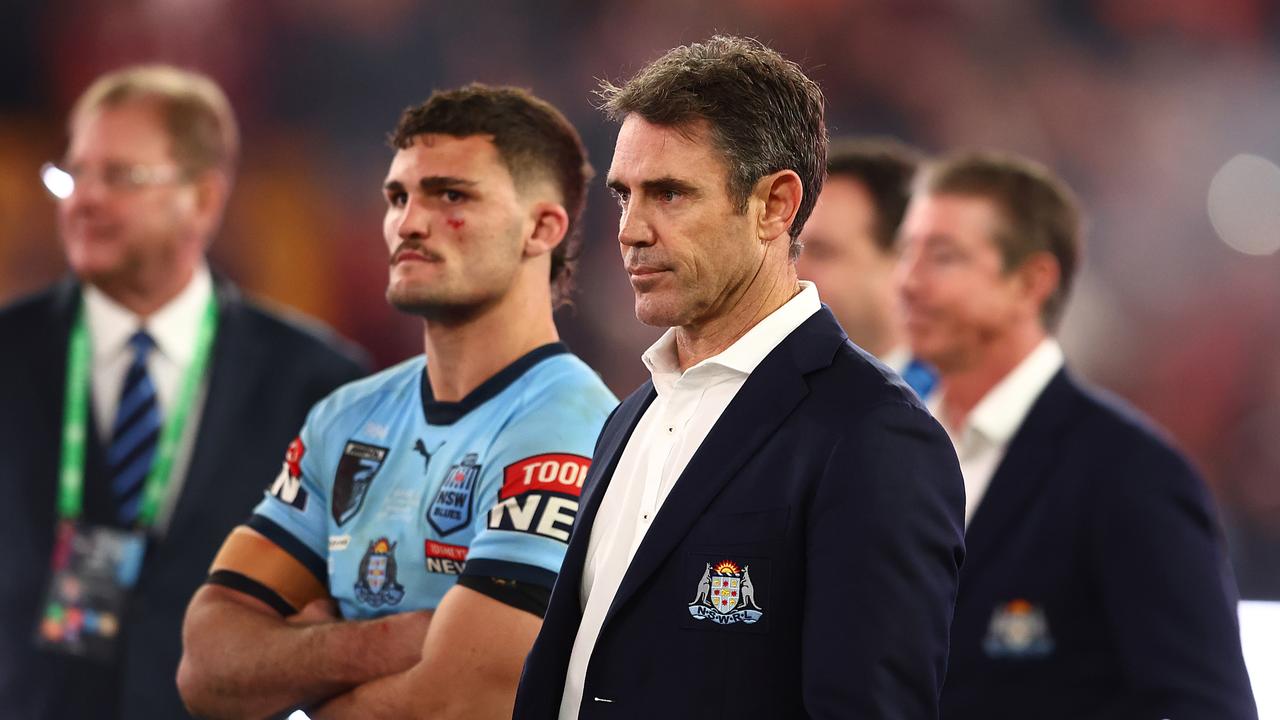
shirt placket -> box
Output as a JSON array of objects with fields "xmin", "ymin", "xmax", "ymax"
[{"xmin": 630, "ymin": 377, "xmax": 703, "ymax": 557}]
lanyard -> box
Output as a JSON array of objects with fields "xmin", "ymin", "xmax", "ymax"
[{"xmin": 57, "ymin": 295, "xmax": 219, "ymax": 526}]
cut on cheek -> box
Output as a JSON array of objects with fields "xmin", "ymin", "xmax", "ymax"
[{"xmin": 447, "ymin": 217, "xmax": 464, "ymax": 230}]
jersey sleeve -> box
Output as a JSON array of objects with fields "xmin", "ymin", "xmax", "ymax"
[
  {"xmin": 460, "ymin": 371, "xmax": 616, "ymax": 590},
  {"xmin": 245, "ymin": 402, "xmax": 332, "ymax": 585}
]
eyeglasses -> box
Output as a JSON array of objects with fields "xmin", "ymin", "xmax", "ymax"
[{"xmin": 39, "ymin": 161, "xmax": 189, "ymax": 199}]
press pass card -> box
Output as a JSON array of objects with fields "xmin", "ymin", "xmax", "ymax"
[{"xmin": 35, "ymin": 521, "xmax": 145, "ymax": 662}]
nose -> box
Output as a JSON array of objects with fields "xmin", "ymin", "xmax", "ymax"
[
  {"xmin": 396, "ymin": 198, "xmax": 432, "ymax": 241},
  {"xmin": 896, "ymin": 246, "xmax": 923, "ymax": 305},
  {"xmin": 617, "ymin": 200, "xmax": 654, "ymax": 248}
]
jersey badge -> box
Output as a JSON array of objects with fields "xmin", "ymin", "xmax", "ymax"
[
  {"xmin": 424, "ymin": 540, "xmax": 469, "ymax": 575},
  {"xmin": 332, "ymin": 441, "xmax": 389, "ymax": 526},
  {"xmin": 267, "ymin": 437, "xmax": 308, "ymax": 510},
  {"xmin": 688, "ymin": 560, "xmax": 764, "ymax": 625},
  {"xmin": 353, "ymin": 537, "xmax": 405, "ymax": 607},
  {"xmin": 983, "ymin": 599, "xmax": 1054, "ymax": 658},
  {"xmin": 426, "ymin": 452, "xmax": 481, "ymax": 536}
]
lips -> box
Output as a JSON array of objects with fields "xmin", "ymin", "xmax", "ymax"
[{"xmin": 391, "ymin": 248, "xmax": 439, "ymax": 265}]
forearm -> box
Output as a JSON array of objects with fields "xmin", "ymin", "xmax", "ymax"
[
  {"xmin": 177, "ymin": 585, "xmax": 431, "ymax": 719},
  {"xmin": 310, "ymin": 665, "xmax": 514, "ymax": 720}
]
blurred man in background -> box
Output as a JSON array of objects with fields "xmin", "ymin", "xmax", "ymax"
[
  {"xmin": 0, "ymin": 65, "xmax": 367, "ymax": 719},
  {"xmin": 898, "ymin": 151, "xmax": 1257, "ymax": 719},
  {"xmin": 178, "ymin": 84, "xmax": 617, "ymax": 719},
  {"xmin": 516, "ymin": 36, "xmax": 964, "ymax": 719},
  {"xmin": 797, "ymin": 137, "xmax": 936, "ymax": 395}
]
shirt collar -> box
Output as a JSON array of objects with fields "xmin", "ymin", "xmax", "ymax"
[
  {"xmin": 879, "ymin": 345, "xmax": 912, "ymax": 374},
  {"xmin": 641, "ymin": 281, "xmax": 822, "ymax": 394},
  {"xmin": 962, "ymin": 337, "xmax": 1064, "ymax": 446},
  {"xmin": 83, "ymin": 263, "xmax": 214, "ymax": 366}
]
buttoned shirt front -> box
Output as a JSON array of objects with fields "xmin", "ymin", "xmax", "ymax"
[
  {"xmin": 558, "ymin": 281, "xmax": 822, "ymax": 718},
  {"xmin": 82, "ymin": 264, "xmax": 213, "ymax": 531},
  {"xmin": 929, "ymin": 338, "xmax": 1064, "ymax": 525}
]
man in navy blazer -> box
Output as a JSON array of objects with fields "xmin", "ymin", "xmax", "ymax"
[
  {"xmin": 897, "ymin": 151, "xmax": 1257, "ymax": 718},
  {"xmin": 0, "ymin": 65, "xmax": 367, "ymax": 719},
  {"xmin": 515, "ymin": 36, "xmax": 966, "ymax": 719}
]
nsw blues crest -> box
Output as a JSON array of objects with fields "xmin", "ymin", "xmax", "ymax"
[
  {"xmin": 332, "ymin": 441, "xmax": 389, "ymax": 526},
  {"xmin": 983, "ymin": 599, "xmax": 1054, "ymax": 658},
  {"xmin": 353, "ymin": 537, "xmax": 405, "ymax": 607},
  {"xmin": 427, "ymin": 452, "xmax": 481, "ymax": 536},
  {"xmin": 688, "ymin": 560, "xmax": 763, "ymax": 625}
]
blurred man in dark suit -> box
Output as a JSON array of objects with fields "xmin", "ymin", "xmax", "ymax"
[
  {"xmin": 0, "ymin": 64, "xmax": 367, "ymax": 719},
  {"xmin": 898, "ymin": 150, "xmax": 1257, "ymax": 719},
  {"xmin": 796, "ymin": 137, "xmax": 936, "ymax": 394}
]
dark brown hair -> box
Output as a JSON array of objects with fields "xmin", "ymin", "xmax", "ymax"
[
  {"xmin": 71, "ymin": 64, "xmax": 239, "ymax": 177},
  {"xmin": 920, "ymin": 151, "xmax": 1083, "ymax": 330},
  {"xmin": 597, "ymin": 35, "xmax": 827, "ymax": 260},
  {"xmin": 826, "ymin": 137, "xmax": 923, "ymax": 254},
  {"xmin": 389, "ymin": 84, "xmax": 593, "ymax": 306}
]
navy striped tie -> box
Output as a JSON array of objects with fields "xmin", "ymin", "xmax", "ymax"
[{"xmin": 108, "ymin": 330, "xmax": 161, "ymax": 525}]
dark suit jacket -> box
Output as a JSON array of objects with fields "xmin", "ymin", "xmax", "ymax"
[
  {"xmin": 941, "ymin": 369, "xmax": 1257, "ymax": 719},
  {"xmin": 0, "ymin": 276, "xmax": 368, "ymax": 720},
  {"xmin": 515, "ymin": 308, "xmax": 966, "ymax": 719}
]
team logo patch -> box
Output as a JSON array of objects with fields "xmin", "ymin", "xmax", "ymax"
[
  {"xmin": 688, "ymin": 560, "xmax": 764, "ymax": 625},
  {"xmin": 983, "ymin": 599, "xmax": 1054, "ymax": 658},
  {"xmin": 426, "ymin": 453, "xmax": 481, "ymax": 536},
  {"xmin": 267, "ymin": 437, "xmax": 308, "ymax": 510},
  {"xmin": 332, "ymin": 441, "xmax": 389, "ymax": 526},
  {"xmin": 424, "ymin": 540, "xmax": 469, "ymax": 575},
  {"xmin": 353, "ymin": 537, "xmax": 405, "ymax": 607}
]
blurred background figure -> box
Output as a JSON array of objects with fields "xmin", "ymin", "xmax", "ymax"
[
  {"xmin": 898, "ymin": 151, "xmax": 1256, "ymax": 719},
  {"xmin": 0, "ymin": 64, "xmax": 366, "ymax": 719},
  {"xmin": 796, "ymin": 136, "xmax": 936, "ymax": 394}
]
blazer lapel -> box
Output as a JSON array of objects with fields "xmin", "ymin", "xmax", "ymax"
[
  {"xmin": 162, "ymin": 280, "xmax": 263, "ymax": 535},
  {"xmin": 961, "ymin": 370, "xmax": 1086, "ymax": 576},
  {"xmin": 602, "ymin": 309, "xmax": 847, "ymax": 628}
]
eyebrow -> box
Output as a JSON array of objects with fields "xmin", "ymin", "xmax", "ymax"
[
  {"xmin": 606, "ymin": 176, "xmax": 700, "ymax": 197},
  {"xmin": 383, "ymin": 176, "xmax": 479, "ymax": 193}
]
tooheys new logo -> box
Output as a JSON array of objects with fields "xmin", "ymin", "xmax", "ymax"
[{"xmin": 488, "ymin": 453, "xmax": 589, "ymax": 542}]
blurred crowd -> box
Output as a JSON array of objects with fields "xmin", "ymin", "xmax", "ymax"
[{"xmin": 2, "ymin": 0, "xmax": 1278, "ymax": 596}]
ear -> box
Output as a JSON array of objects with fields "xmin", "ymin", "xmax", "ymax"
[
  {"xmin": 523, "ymin": 200, "xmax": 570, "ymax": 260},
  {"xmin": 192, "ymin": 170, "xmax": 231, "ymax": 245},
  {"xmin": 1014, "ymin": 251, "xmax": 1061, "ymax": 319},
  {"xmin": 752, "ymin": 169, "xmax": 804, "ymax": 246}
]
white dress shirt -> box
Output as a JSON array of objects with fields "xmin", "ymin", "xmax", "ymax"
[
  {"xmin": 558, "ymin": 282, "xmax": 821, "ymax": 719},
  {"xmin": 928, "ymin": 338, "xmax": 1064, "ymax": 525},
  {"xmin": 880, "ymin": 345, "xmax": 911, "ymax": 375},
  {"xmin": 83, "ymin": 264, "xmax": 214, "ymax": 531}
]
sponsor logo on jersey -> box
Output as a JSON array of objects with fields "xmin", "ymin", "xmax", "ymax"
[
  {"xmin": 329, "ymin": 535, "xmax": 351, "ymax": 552},
  {"xmin": 332, "ymin": 441, "xmax": 389, "ymax": 526},
  {"xmin": 426, "ymin": 453, "xmax": 481, "ymax": 536},
  {"xmin": 268, "ymin": 436, "xmax": 308, "ymax": 510},
  {"xmin": 688, "ymin": 560, "xmax": 764, "ymax": 625},
  {"xmin": 500, "ymin": 453, "xmax": 590, "ymax": 500},
  {"xmin": 424, "ymin": 540, "xmax": 469, "ymax": 575},
  {"xmin": 983, "ymin": 599, "xmax": 1054, "ymax": 658},
  {"xmin": 487, "ymin": 494, "xmax": 577, "ymax": 542},
  {"xmin": 353, "ymin": 537, "xmax": 405, "ymax": 607}
]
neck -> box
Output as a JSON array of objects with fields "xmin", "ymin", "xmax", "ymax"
[
  {"xmin": 421, "ymin": 277, "xmax": 559, "ymax": 402},
  {"xmin": 675, "ymin": 262, "xmax": 800, "ymax": 372},
  {"xmin": 937, "ymin": 324, "xmax": 1047, "ymax": 431},
  {"xmin": 91, "ymin": 262, "xmax": 198, "ymax": 318},
  {"xmin": 861, "ymin": 317, "xmax": 906, "ymax": 361}
]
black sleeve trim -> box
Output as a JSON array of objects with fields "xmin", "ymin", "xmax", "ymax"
[
  {"xmin": 207, "ymin": 569, "xmax": 296, "ymax": 616},
  {"xmin": 246, "ymin": 514, "xmax": 328, "ymax": 585},
  {"xmin": 460, "ymin": 558, "xmax": 557, "ymax": 589},
  {"xmin": 457, "ymin": 574, "xmax": 551, "ymax": 618}
]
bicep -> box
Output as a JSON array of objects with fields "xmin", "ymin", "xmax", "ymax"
[{"xmin": 207, "ymin": 525, "xmax": 329, "ymax": 615}]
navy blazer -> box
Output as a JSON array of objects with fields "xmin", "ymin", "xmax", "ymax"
[
  {"xmin": 515, "ymin": 308, "xmax": 966, "ymax": 719},
  {"xmin": 941, "ymin": 369, "xmax": 1257, "ymax": 719},
  {"xmin": 0, "ymin": 277, "xmax": 368, "ymax": 720}
]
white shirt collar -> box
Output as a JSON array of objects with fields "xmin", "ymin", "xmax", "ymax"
[
  {"xmin": 83, "ymin": 263, "xmax": 214, "ymax": 366},
  {"xmin": 879, "ymin": 346, "xmax": 912, "ymax": 374},
  {"xmin": 641, "ymin": 281, "xmax": 822, "ymax": 395},
  {"xmin": 959, "ymin": 337, "xmax": 1064, "ymax": 446}
]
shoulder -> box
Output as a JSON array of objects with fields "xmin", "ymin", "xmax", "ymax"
[
  {"xmin": 222, "ymin": 289, "xmax": 369, "ymax": 374},
  {"xmin": 809, "ymin": 340, "xmax": 935, "ymax": 434},
  {"xmin": 0, "ymin": 281, "xmax": 72, "ymax": 333},
  {"xmin": 1058, "ymin": 373, "xmax": 1192, "ymax": 470},
  {"xmin": 514, "ymin": 352, "xmax": 618, "ymax": 415},
  {"xmin": 486, "ymin": 352, "xmax": 618, "ymax": 453},
  {"xmin": 306, "ymin": 356, "xmax": 424, "ymax": 432}
]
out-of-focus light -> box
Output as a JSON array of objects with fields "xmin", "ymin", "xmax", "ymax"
[
  {"xmin": 41, "ymin": 163, "xmax": 74, "ymax": 200},
  {"xmin": 1208, "ymin": 154, "xmax": 1280, "ymax": 256},
  {"xmin": 1240, "ymin": 600, "xmax": 1280, "ymax": 719},
  {"xmin": 287, "ymin": 711, "xmax": 311, "ymax": 720}
]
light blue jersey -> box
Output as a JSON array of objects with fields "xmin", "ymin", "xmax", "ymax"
[{"xmin": 250, "ymin": 343, "xmax": 616, "ymax": 619}]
